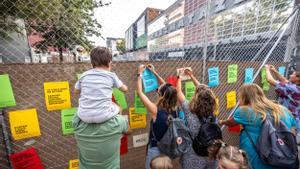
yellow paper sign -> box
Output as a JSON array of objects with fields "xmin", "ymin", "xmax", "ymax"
[
  {"xmin": 9, "ymin": 109, "xmax": 41, "ymax": 140},
  {"xmin": 214, "ymin": 98, "xmax": 219, "ymax": 116},
  {"xmin": 226, "ymin": 91, "xmax": 236, "ymax": 109},
  {"xmin": 44, "ymin": 81, "xmax": 71, "ymax": 111},
  {"xmin": 129, "ymin": 108, "xmax": 146, "ymax": 129},
  {"xmin": 69, "ymin": 159, "xmax": 79, "ymax": 169}
]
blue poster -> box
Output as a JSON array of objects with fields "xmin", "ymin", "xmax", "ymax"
[
  {"xmin": 245, "ymin": 68, "xmax": 254, "ymax": 84},
  {"xmin": 278, "ymin": 66, "xmax": 286, "ymax": 76},
  {"xmin": 208, "ymin": 67, "xmax": 219, "ymax": 87},
  {"xmin": 142, "ymin": 68, "xmax": 159, "ymax": 93}
]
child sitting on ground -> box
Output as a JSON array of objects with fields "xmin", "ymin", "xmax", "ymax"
[
  {"xmin": 150, "ymin": 155, "xmax": 173, "ymax": 169},
  {"xmin": 75, "ymin": 47, "xmax": 128, "ymax": 123}
]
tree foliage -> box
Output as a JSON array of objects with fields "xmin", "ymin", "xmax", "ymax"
[{"xmin": 116, "ymin": 39, "xmax": 126, "ymax": 55}]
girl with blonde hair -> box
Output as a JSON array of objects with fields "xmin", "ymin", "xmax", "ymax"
[{"xmin": 219, "ymin": 84, "xmax": 296, "ymax": 169}]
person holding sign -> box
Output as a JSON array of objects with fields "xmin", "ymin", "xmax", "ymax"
[
  {"xmin": 176, "ymin": 68, "xmax": 219, "ymax": 169},
  {"xmin": 137, "ymin": 64, "xmax": 178, "ymax": 169},
  {"xmin": 73, "ymin": 47, "xmax": 131, "ymax": 169},
  {"xmin": 219, "ymin": 84, "xmax": 296, "ymax": 169}
]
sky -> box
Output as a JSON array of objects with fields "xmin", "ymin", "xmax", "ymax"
[{"xmin": 91, "ymin": 0, "xmax": 177, "ymax": 46}]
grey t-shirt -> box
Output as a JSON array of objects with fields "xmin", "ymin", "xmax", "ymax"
[{"xmin": 75, "ymin": 69, "xmax": 123, "ymax": 123}]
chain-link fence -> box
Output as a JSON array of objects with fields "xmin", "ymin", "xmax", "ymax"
[{"xmin": 0, "ymin": 0, "xmax": 299, "ymax": 169}]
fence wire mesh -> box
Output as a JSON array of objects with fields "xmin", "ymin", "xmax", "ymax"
[{"xmin": 0, "ymin": 0, "xmax": 299, "ymax": 169}]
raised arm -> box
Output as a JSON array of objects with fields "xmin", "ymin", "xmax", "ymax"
[
  {"xmin": 185, "ymin": 69, "xmax": 200, "ymax": 87},
  {"xmin": 269, "ymin": 65, "xmax": 288, "ymax": 83},
  {"xmin": 137, "ymin": 65, "xmax": 158, "ymax": 119},
  {"xmin": 176, "ymin": 69, "xmax": 186, "ymax": 104},
  {"xmin": 147, "ymin": 64, "xmax": 165, "ymax": 85},
  {"xmin": 265, "ymin": 65, "xmax": 277, "ymax": 86}
]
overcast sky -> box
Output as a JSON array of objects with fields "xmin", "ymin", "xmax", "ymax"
[{"xmin": 91, "ymin": 0, "xmax": 176, "ymax": 46}]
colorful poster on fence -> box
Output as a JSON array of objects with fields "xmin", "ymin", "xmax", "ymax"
[
  {"xmin": 0, "ymin": 74, "xmax": 16, "ymax": 108},
  {"xmin": 9, "ymin": 109, "xmax": 41, "ymax": 140},
  {"xmin": 228, "ymin": 124, "xmax": 241, "ymax": 133},
  {"xmin": 134, "ymin": 91, "xmax": 146, "ymax": 114},
  {"xmin": 133, "ymin": 133, "xmax": 149, "ymax": 148},
  {"xmin": 185, "ymin": 81, "xmax": 195, "ymax": 101},
  {"xmin": 167, "ymin": 76, "xmax": 178, "ymax": 87},
  {"xmin": 226, "ymin": 91, "xmax": 236, "ymax": 109},
  {"xmin": 120, "ymin": 134, "xmax": 128, "ymax": 155},
  {"xmin": 113, "ymin": 88, "xmax": 128, "ymax": 110},
  {"xmin": 142, "ymin": 68, "xmax": 159, "ymax": 93},
  {"xmin": 278, "ymin": 66, "xmax": 286, "ymax": 76},
  {"xmin": 245, "ymin": 68, "xmax": 254, "ymax": 84},
  {"xmin": 261, "ymin": 68, "xmax": 270, "ymax": 91},
  {"xmin": 76, "ymin": 74, "xmax": 81, "ymax": 80},
  {"xmin": 69, "ymin": 159, "xmax": 79, "ymax": 169},
  {"xmin": 208, "ymin": 67, "xmax": 219, "ymax": 87},
  {"xmin": 61, "ymin": 108, "xmax": 77, "ymax": 135},
  {"xmin": 129, "ymin": 108, "xmax": 146, "ymax": 129},
  {"xmin": 214, "ymin": 98, "xmax": 219, "ymax": 117},
  {"xmin": 227, "ymin": 64, "xmax": 238, "ymax": 83},
  {"xmin": 44, "ymin": 81, "xmax": 71, "ymax": 111},
  {"xmin": 9, "ymin": 148, "xmax": 44, "ymax": 169}
]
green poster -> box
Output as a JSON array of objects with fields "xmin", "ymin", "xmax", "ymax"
[
  {"xmin": 134, "ymin": 91, "xmax": 146, "ymax": 114},
  {"xmin": 0, "ymin": 74, "xmax": 16, "ymax": 108},
  {"xmin": 61, "ymin": 107, "xmax": 77, "ymax": 135},
  {"xmin": 76, "ymin": 74, "xmax": 81, "ymax": 80},
  {"xmin": 261, "ymin": 68, "xmax": 270, "ymax": 91},
  {"xmin": 227, "ymin": 64, "xmax": 238, "ymax": 83},
  {"xmin": 185, "ymin": 81, "xmax": 195, "ymax": 101},
  {"xmin": 113, "ymin": 88, "xmax": 128, "ymax": 110}
]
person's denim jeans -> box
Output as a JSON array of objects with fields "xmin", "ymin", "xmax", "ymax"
[{"xmin": 145, "ymin": 146, "xmax": 161, "ymax": 169}]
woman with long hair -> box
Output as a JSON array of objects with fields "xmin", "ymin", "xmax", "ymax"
[
  {"xmin": 219, "ymin": 84, "xmax": 296, "ymax": 169},
  {"xmin": 136, "ymin": 64, "xmax": 178, "ymax": 169},
  {"xmin": 176, "ymin": 69, "xmax": 219, "ymax": 169}
]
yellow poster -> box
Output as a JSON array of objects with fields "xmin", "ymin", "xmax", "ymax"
[
  {"xmin": 44, "ymin": 81, "xmax": 71, "ymax": 111},
  {"xmin": 129, "ymin": 108, "xmax": 146, "ymax": 129},
  {"xmin": 226, "ymin": 91, "xmax": 236, "ymax": 109},
  {"xmin": 69, "ymin": 159, "xmax": 79, "ymax": 169},
  {"xmin": 214, "ymin": 98, "xmax": 219, "ymax": 116},
  {"xmin": 9, "ymin": 109, "xmax": 41, "ymax": 140}
]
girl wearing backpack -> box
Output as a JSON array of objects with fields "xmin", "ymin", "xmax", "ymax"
[
  {"xmin": 219, "ymin": 84, "xmax": 297, "ymax": 169},
  {"xmin": 176, "ymin": 69, "xmax": 219, "ymax": 169},
  {"xmin": 136, "ymin": 64, "xmax": 178, "ymax": 169}
]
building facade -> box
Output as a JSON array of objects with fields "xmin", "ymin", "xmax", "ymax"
[{"xmin": 106, "ymin": 37, "xmax": 124, "ymax": 56}]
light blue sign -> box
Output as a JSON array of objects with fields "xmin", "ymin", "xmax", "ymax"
[
  {"xmin": 278, "ymin": 66, "xmax": 286, "ymax": 76},
  {"xmin": 208, "ymin": 67, "xmax": 219, "ymax": 87},
  {"xmin": 245, "ymin": 68, "xmax": 254, "ymax": 84},
  {"xmin": 142, "ymin": 68, "xmax": 159, "ymax": 93}
]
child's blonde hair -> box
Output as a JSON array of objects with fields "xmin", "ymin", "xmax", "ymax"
[
  {"xmin": 217, "ymin": 145, "xmax": 249, "ymax": 169},
  {"xmin": 150, "ymin": 155, "xmax": 173, "ymax": 169}
]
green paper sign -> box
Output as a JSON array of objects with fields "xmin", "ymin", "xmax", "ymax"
[
  {"xmin": 77, "ymin": 74, "xmax": 81, "ymax": 80},
  {"xmin": 134, "ymin": 91, "xmax": 147, "ymax": 114},
  {"xmin": 61, "ymin": 108, "xmax": 77, "ymax": 135},
  {"xmin": 185, "ymin": 81, "xmax": 195, "ymax": 101},
  {"xmin": 261, "ymin": 68, "xmax": 270, "ymax": 91},
  {"xmin": 113, "ymin": 88, "xmax": 128, "ymax": 110},
  {"xmin": 227, "ymin": 64, "xmax": 238, "ymax": 83},
  {"xmin": 0, "ymin": 74, "xmax": 16, "ymax": 108}
]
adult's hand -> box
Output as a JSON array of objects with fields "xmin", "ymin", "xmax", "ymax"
[
  {"xmin": 147, "ymin": 64, "xmax": 155, "ymax": 73},
  {"xmin": 138, "ymin": 64, "xmax": 146, "ymax": 74},
  {"xmin": 184, "ymin": 68, "xmax": 193, "ymax": 77}
]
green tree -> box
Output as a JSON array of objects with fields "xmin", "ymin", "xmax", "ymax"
[{"xmin": 116, "ymin": 39, "xmax": 126, "ymax": 55}]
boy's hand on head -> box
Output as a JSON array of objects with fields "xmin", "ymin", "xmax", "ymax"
[{"xmin": 138, "ymin": 64, "xmax": 146, "ymax": 74}]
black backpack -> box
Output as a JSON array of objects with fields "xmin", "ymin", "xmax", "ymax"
[
  {"xmin": 245, "ymin": 115, "xmax": 299, "ymax": 169},
  {"xmin": 192, "ymin": 116, "xmax": 222, "ymax": 156},
  {"xmin": 151, "ymin": 113, "xmax": 192, "ymax": 159}
]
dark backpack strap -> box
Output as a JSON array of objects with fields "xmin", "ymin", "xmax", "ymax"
[{"xmin": 150, "ymin": 120, "xmax": 158, "ymax": 142}]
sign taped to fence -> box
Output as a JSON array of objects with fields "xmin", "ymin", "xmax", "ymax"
[
  {"xmin": 227, "ymin": 64, "xmax": 238, "ymax": 83},
  {"xmin": 9, "ymin": 148, "xmax": 44, "ymax": 169},
  {"xmin": 9, "ymin": 109, "xmax": 41, "ymax": 140},
  {"xmin": 61, "ymin": 108, "xmax": 77, "ymax": 135},
  {"xmin": 142, "ymin": 68, "xmax": 159, "ymax": 93},
  {"xmin": 177, "ymin": 67, "xmax": 192, "ymax": 81},
  {"xmin": 44, "ymin": 81, "xmax": 71, "ymax": 111},
  {"xmin": 76, "ymin": 73, "xmax": 82, "ymax": 80},
  {"xmin": 167, "ymin": 76, "xmax": 178, "ymax": 87},
  {"xmin": 226, "ymin": 91, "xmax": 236, "ymax": 109},
  {"xmin": 208, "ymin": 67, "xmax": 219, "ymax": 87},
  {"xmin": 113, "ymin": 88, "xmax": 128, "ymax": 110},
  {"xmin": 245, "ymin": 68, "xmax": 254, "ymax": 84},
  {"xmin": 0, "ymin": 74, "xmax": 16, "ymax": 108},
  {"xmin": 133, "ymin": 133, "xmax": 149, "ymax": 147},
  {"xmin": 134, "ymin": 91, "xmax": 147, "ymax": 114},
  {"xmin": 129, "ymin": 108, "xmax": 146, "ymax": 129},
  {"xmin": 261, "ymin": 68, "xmax": 270, "ymax": 91},
  {"xmin": 214, "ymin": 98, "xmax": 219, "ymax": 116},
  {"xmin": 278, "ymin": 66, "xmax": 286, "ymax": 76},
  {"xmin": 120, "ymin": 134, "xmax": 128, "ymax": 155},
  {"xmin": 185, "ymin": 81, "xmax": 195, "ymax": 101},
  {"xmin": 69, "ymin": 159, "xmax": 79, "ymax": 169}
]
